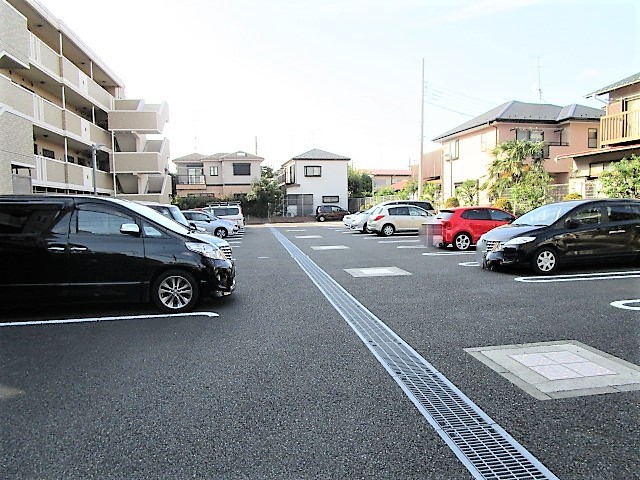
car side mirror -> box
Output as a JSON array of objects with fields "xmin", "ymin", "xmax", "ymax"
[
  {"xmin": 189, "ymin": 221, "xmax": 198, "ymax": 229},
  {"xmin": 120, "ymin": 223, "xmax": 140, "ymax": 236}
]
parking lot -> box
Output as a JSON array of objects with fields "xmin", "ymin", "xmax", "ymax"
[{"xmin": 1, "ymin": 222, "xmax": 639, "ymax": 479}]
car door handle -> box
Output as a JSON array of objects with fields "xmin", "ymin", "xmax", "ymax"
[
  {"xmin": 70, "ymin": 246, "xmax": 88, "ymax": 252},
  {"xmin": 608, "ymin": 229, "xmax": 626, "ymax": 234}
]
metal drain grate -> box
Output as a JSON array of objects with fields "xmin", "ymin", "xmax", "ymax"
[{"xmin": 272, "ymin": 228, "xmax": 558, "ymax": 480}]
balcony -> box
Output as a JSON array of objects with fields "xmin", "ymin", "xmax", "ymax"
[
  {"xmin": 112, "ymin": 138, "xmax": 169, "ymax": 174},
  {"xmin": 599, "ymin": 110, "xmax": 640, "ymax": 147},
  {"xmin": 108, "ymin": 99, "xmax": 169, "ymax": 133},
  {"xmin": 175, "ymin": 175, "xmax": 206, "ymax": 185}
]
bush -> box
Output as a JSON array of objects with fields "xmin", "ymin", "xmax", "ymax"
[
  {"xmin": 444, "ymin": 197, "xmax": 459, "ymax": 207},
  {"xmin": 493, "ymin": 198, "xmax": 512, "ymax": 212},
  {"xmin": 563, "ymin": 192, "xmax": 583, "ymax": 200}
]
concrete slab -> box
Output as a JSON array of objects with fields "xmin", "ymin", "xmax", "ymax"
[{"xmin": 344, "ymin": 267, "xmax": 412, "ymax": 278}]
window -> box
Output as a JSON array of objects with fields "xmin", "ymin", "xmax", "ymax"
[
  {"xmin": 408, "ymin": 206, "xmax": 425, "ymax": 216},
  {"xmin": 0, "ymin": 205, "xmax": 62, "ymax": 234},
  {"xmin": 568, "ymin": 206, "xmax": 601, "ymax": 226},
  {"xmin": 480, "ymin": 133, "xmax": 488, "ymax": 152},
  {"xmin": 210, "ymin": 166, "xmax": 219, "ymax": 176},
  {"xmin": 187, "ymin": 167, "xmax": 204, "ymax": 184},
  {"xmin": 304, "ymin": 166, "xmax": 321, "ymax": 177},
  {"xmin": 462, "ymin": 209, "xmax": 491, "ymax": 220},
  {"xmin": 322, "ymin": 195, "xmax": 339, "ymax": 203},
  {"xmin": 66, "ymin": 155, "xmax": 75, "ymax": 163},
  {"xmin": 286, "ymin": 164, "xmax": 296, "ymax": 184},
  {"xmin": 445, "ymin": 140, "xmax": 459, "ymax": 160},
  {"xmin": 75, "ymin": 206, "xmax": 135, "ymax": 235},
  {"xmin": 389, "ymin": 206, "xmax": 409, "ymax": 216},
  {"xmin": 588, "ymin": 128, "xmax": 598, "ymax": 148},
  {"xmin": 42, "ymin": 148, "xmax": 55, "ymax": 159},
  {"xmin": 233, "ymin": 163, "xmax": 251, "ymax": 175},
  {"xmin": 607, "ymin": 204, "xmax": 640, "ymax": 222},
  {"xmin": 490, "ymin": 209, "xmax": 515, "ymax": 221}
]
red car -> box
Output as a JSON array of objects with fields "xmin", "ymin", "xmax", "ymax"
[{"xmin": 435, "ymin": 206, "xmax": 515, "ymax": 250}]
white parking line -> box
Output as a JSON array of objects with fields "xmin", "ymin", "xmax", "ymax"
[
  {"xmin": 610, "ymin": 299, "xmax": 640, "ymax": 311},
  {"xmin": 515, "ymin": 271, "xmax": 640, "ymax": 283},
  {"xmin": 295, "ymin": 235, "xmax": 322, "ymax": 239},
  {"xmin": 0, "ymin": 312, "xmax": 219, "ymax": 327},
  {"xmin": 422, "ymin": 251, "xmax": 475, "ymax": 256},
  {"xmin": 378, "ymin": 239, "xmax": 421, "ymax": 244},
  {"xmin": 460, "ymin": 261, "xmax": 479, "ymax": 267}
]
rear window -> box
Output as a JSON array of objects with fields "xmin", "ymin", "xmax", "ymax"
[{"xmin": 435, "ymin": 211, "xmax": 454, "ymax": 221}]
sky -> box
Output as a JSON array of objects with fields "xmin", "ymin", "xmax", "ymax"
[{"xmin": 39, "ymin": 0, "xmax": 640, "ymax": 171}]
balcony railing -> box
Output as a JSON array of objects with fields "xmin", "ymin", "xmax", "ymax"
[
  {"xmin": 599, "ymin": 110, "xmax": 640, "ymax": 147},
  {"xmin": 175, "ymin": 175, "xmax": 206, "ymax": 185}
]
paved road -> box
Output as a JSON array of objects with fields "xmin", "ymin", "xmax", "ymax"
[{"xmin": 1, "ymin": 223, "xmax": 638, "ymax": 479}]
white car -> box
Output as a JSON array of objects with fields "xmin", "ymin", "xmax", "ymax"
[
  {"xmin": 346, "ymin": 208, "xmax": 375, "ymax": 233},
  {"xmin": 367, "ymin": 204, "xmax": 433, "ymax": 236},
  {"xmin": 182, "ymin": 210, "xmax": 239, "ymax": 238}
]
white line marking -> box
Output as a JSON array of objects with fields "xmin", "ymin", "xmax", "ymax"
[
  {"xmin": 378, "ymin": 239, "xmax": 421, "ymax": 244},
  {"xmin": 310, "ymin": 245, "xmax": 350, "ymax": 250},
  {"xmin": 397, "ymin": 245, "xmax": 429, "ymax": 249},
  {"xmin": 295, "ymin": 235, "xmax": 322, "ymax": 239},
  {"xmin": 610, "ymin": 299, "xmax": 640, "ymax": 311},
  {"xmin": 460, "ymin": 261, "xmax": 479, "ymax": 267},
  {"xmin": 422, "ymin": 251, "xmax": 475, "ymax": 256},
  {"xmin": 515, "ymin": 271, "xmax": 640, "ymax": 283},
  {"xmin": 0, "ymin": 312, "xmax": 219, "ymax": 327}
]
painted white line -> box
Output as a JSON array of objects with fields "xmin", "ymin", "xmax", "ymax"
[
  {"xmin": 515, "ymin": 271, "xmax": 640, "ymax": 283},
  {"xmin": 378, "ymin": 239, "xmax": 421, "ymax": 244},
  {"xmin": 460, "ymin": 261, "xmax": 479, "ymax": 267},
  {"xmin": 286, "ymin": 229, "xmax": 307, "ymax": 232},
  {"xmin": 397, "ymin": 245, "xmax": 429, "ymax": 249},
  {"xmin": 422, "ymin": 251, "xmax": 475, "ymax": 256},
  {"xmin": 0, "ymin": 312, "xmax": 219, "ymax": 328},
  {"xmin": 311, "ymin": 245, "xmax": 350, "ymax": 250},
  {"xmin": 295, "ymin": 235, "xmax": 322, "ymax": 239},
  {"xmin": 610, "ymin": 299, "xmax": 640, "ymax": 311},
  {"xmin": 257, "ymin": 256, "xmax": 269, "ymax": 259}
]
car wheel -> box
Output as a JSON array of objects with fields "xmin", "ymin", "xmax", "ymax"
[
  {"xmin": 361, "ymin": 224, "xmax": 369, "ymax": 233},
  {"xmin": 152, "ymin": 269, "xmax": 199, "ymax": 313},
  {"xmin": 214, "ymin": 227, "xmax": 228, "ymax": 238},
  {"xmin": 532, "ymin": 247, "xmax": 558, "ymax": 275},
  {"xmin": 453, "ymin": 232, "xmax": 472, "ymax": 251},
  {"xmin": 381, "ymin": 224, "xmax": 395, "ymax": 236},
  {"xmin": 317, "ymin": 215, "xmax": 326, "ymax": 222}
]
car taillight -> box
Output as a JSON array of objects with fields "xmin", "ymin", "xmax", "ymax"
[
  {"xmin": 372, "ymin": 214, "xmax": 385, "ymax": 221},
  {"xmin": 441, "ymin": 220, "xmax": 450, "ymax": 229}
]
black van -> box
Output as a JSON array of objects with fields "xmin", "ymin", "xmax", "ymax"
[{"xmin": 0, "ymin": 195, "xmax": 235, "ymax": 312}]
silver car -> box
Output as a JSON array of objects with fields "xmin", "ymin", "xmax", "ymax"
[
  {"xmin": 347, "ymin": 208, "xmax": 375, "ymax": 233},
  {"xmin": 182, "ymin": 210, "xmax": 238, "ymax": 238},
  {"xmin": 367, "ymin": 204, "xmax": 433, "ymax": 236}
]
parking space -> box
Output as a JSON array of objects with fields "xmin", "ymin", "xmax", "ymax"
[{"xmin": 2, "ymin": 221, "xmax": 638, "ymax": 480}]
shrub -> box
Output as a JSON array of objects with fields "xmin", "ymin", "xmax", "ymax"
[
  {"xmin": 563, "ymin": 192, "xmax": 583, "ymax": 200},
  {"xmin": 444, "ymin": 197, "xmax": 460, "ymax": 207},
  {"xmin": 493, "ymin": 198, "xmax": 512, "ymax": 212}
]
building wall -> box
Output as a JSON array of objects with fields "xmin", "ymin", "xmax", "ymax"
[{"xmin": 285, "ymin": 159, "xmax": 349, "ymax": 211}]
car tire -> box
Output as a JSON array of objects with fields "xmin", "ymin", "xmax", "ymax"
[
  {"xmin": 152, "ymin": 269, "xmax": 199, "ymax": 313},
  {"xmin": 317, "ymin": 215, "xmax": 326, "ymax": 222},
  {"xmin": 361, "ymin": 224, "xmax": 369, "ymax": 233},
  {"xmin": 532, "ymin": 247, "xmax": 558, "ymax": 275},
  {"xmin": 453, "ymin": 232, "xmax": 472, "ymax": 251},
  {"xmin": 381, "ymin": 224, "xmax": 395, "ymax": 237},
  {"xmin": 214, "ymin": 227, "xmax": 228, "ymax": 238}
]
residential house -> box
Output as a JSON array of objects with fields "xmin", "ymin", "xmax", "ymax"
[
  {"xmin": 432, "ymin": 100, "xmax": 603, "ymax": 203},
  {"xmin": 410, "ymin": 148, "xmax": 443, "ymax": 189},
  {"xmin": 556, "ymin": 72, "xmax": 640, "ymax": 197},
  {"xmin": 277, "ymin": 148, "xmax": 350, "ymax": 216},
  {"xmin": 0, "ymin": 0, "xmax": 170, "ymax": 201},
  {"xmin": 364, "ymin": 169, "xmax": 412, "ymax": 191},
  {"xmin": 173, "ymin": 151, "xmax": 264, "ymax": 198}
]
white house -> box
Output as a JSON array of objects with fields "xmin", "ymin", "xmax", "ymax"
[{"xmin": 277, "ymin": 149, "xmax": 350, "ymax": 216}]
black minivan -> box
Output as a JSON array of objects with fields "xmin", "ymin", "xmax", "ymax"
[
  {"xmin": 476, "ymin": 198, "xmax": 640, "ymax": 274},
  {"xmin": 0, "ymin": 195, "xmax": 235, "ymax": 312}
]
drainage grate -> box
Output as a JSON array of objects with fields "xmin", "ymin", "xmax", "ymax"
[{"xmin": 272, "ymin": 228, "xmax": 558, "ymax": 480}]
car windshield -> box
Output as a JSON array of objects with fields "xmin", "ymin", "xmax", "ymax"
[{"xmin": 512, "ymin": 201, "xmax": 582, "ymax": 226}]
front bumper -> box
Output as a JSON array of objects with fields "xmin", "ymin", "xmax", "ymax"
[
  {"xmin": 477, "ymin": 245, "xmax": 527, "ymax": 270},
  {"xmin": 204, "ymin": 258, "xmax": 236, "ymax": 296}
]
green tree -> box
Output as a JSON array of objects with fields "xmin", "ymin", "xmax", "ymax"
[
  {"xmin": 599, "ymin": 155, "xmax": 640, "ymax": 198},
  {"xmin": 348, "ymin": 167, "xmax": 373, "ymax": 197},
  {"xmin": 244, "ymin": 168, "xmax": 283, "ymax": 217},
  {"xmin": 455, "ymin": 179, "xmax": 479, "ymax": 206},
  {"xmin": 421, "ymin": 182, "xmax": 442, "ymax": 208},
  {"xmin": 375, "ymin": 186, "xmax": 396, "ymax": 196}
]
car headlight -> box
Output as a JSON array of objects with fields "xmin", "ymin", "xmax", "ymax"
[
  {"xmin": 186, "ymin": 242, "xmax": 227, "ymax": 260},
  {"xmin": 504, "ymin": 236, "xmax": 536, "ymax": 246}
]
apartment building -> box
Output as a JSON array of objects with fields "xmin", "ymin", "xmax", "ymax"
[
  {"xmin": 0, "ymin": 0, "xmax": 170, "ymax": 201},
  {"xmin": 276, "ymin": 148, "xmax": 350, "ymax": 216},
  {"xmin": 556, "ymin": 72, "xmax": 640, "ymax": 197},
  {"xmin": 432, "ymin": 100, "xmax": 603, "ymax": 202},
  {"xmin": 172, "ymin": 151, "xmax": 264, "ymax": 198}
]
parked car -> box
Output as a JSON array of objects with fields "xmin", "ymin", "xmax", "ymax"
[
  {"xmin": 367, "ymin": 204, "xmax": 433, "ymax": 236},
  {"xmin": 476, "ymin": 198, "xmax": 640, "ymax": 274},
  {"xmin": 346, "ymin": 207, "xmax": 375, "ymax": 233},
  {"xmin": 202, "ymin": 203, "xmax": 245, "ymax": 229},
  {"xmin": 182, "ymin": 210, "xmax": 238, "ymax": 238},
  {"xmin": 0, "ymin": 195, "xmax": 235, "ymax": 312},
  {"xmin": 434, "ymin": 206, "xmax": 515, "ymax": 250},
  {"xmin": 316, "ymin": 205, "xmax": 350, "ymax": 222},
  {"xmin": 138, "ymin": 202, "xmax": 233, "ymax": 258},
  {"xmin": 377, "ymin": 199, "xmax": 435, "ymax": 214}
]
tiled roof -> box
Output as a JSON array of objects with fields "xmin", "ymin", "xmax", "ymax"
[
  {"xmin": 291, "ymin": 148, "xmax": 350, "ymax": 160},
  {"xmin": 432, "ymin": 100, "xmax": 603, "ymax": 141},
  {"xmin": 171, "ymin": 153, "xmax": 207, "ymax": 163},
  {"xmin": 587, "ymin": 72, "xmax": 640, "ymax": 97}
]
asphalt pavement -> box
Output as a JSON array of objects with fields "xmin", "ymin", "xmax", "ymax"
[{"xmin": 1, "ymin": 223, "xmax": 638, "ymax": 479}]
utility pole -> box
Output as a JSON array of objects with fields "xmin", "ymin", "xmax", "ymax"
[{"xmin": 418, "ymin": 58, "xmax": 424, "ymax": 199}]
